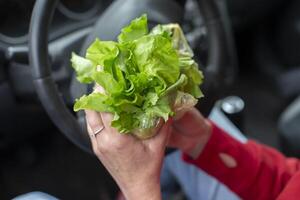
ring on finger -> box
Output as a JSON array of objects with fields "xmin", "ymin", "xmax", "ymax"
[{"xmin": 90, "ymin": 126, "xmax": 104, "ymax": 137}]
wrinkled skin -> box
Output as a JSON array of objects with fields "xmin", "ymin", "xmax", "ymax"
[
  {"xmin": 86, "ymin": 110, "xmax": 171, "ymax": 200},
  {"xmin": 168, "ymin": 108, "xmax": 212, "ymax": 159},
  {"xmin": 85, "ymin": 105, "xmax": 212, "ymax": 200}
]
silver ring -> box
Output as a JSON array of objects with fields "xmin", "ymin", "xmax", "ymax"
[{"xmin": 90, "ymin": 126, "xmax": 104, "ymax": 137}]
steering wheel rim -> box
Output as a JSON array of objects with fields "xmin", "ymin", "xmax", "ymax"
[{"xmin": 29, "ymin": 0, "xmax": 236, "ymax": 153}]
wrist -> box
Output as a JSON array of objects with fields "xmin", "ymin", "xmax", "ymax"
[{"xmin": 121, "ymin": 180, "xmax": 161, "ymax": 200}]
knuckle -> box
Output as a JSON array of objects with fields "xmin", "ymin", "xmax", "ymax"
[
  {"xmin": 94, "ymin": 132, "xmax": 128, "ymax": 154},
  {"xmin": 112, "ymin": 139, "xmax": 125, "ymax": 150},
  {"xmin": 97, "ymin": 144, "xmax": 107, "ymax": 154},
  {"xmin": 97, "ymin": 135, "xmax": 110, "ymax": 153},
  {"xmin": 97, "ymin": 141, "xmax": 108, "ymax": 153},
  {"xmin": 105, "ymin": 137, "xmax": 126, "ymax": 151}
]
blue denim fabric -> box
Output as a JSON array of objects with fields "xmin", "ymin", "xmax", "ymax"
[
  {"xmin": 161, "ymin": 106, "xmax": 247, "ymax": 200},
  {"xmin": 13, "ymin": 192, "xmax": 59, "ymax": 200}
]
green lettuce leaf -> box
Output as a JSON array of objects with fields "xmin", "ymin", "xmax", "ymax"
[
  {"xmin": 92, "ymin": 71, "xmax": 123, "ymax": 95},
  {"xmin": 133, "ymin": 35, "xmax": 180, "ymax": 85},
  {"xmin": 71, "ymin": 14, "xmax": 204, "ymax": 139},
  {"xmin": 71, "ymin": 53, "xmax": 94, "ymax": 83},
  {"xmin": 86, "ymin": 39, "xmax": 119, "ymax": 70},
  {"xmin": 74, "ymin": 92, "xmax": 114, "ymax": 113},
  {"xmin": 118, "ymin": 14, "xmax": 148, "ymax": 43}
]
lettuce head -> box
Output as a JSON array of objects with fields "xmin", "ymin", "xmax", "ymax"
[{"xmin": 71, "ymin": 14, "xmax": 204, "ymax": 139}]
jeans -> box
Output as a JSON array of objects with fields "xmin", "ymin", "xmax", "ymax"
[{"xmin": 13, "ymin": 192, "xmax": 58, "ymax": 200}]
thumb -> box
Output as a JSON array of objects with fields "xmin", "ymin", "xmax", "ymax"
[{"xmin": 146, "ymin": 118, "xmax": 172, "ymax": 150}]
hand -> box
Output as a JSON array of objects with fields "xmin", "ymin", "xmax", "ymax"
[
  {"xmin": 168, "ymin": 107, "xmax": 212, "ymax": 159},
  {"xmin": 85, "ymin": 110, "xmax": 171, "ymax": 200}
]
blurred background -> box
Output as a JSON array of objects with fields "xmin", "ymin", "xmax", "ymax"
[{"xmin": 1, "ymin": 0, "xmax": 300, "ymax": 199}]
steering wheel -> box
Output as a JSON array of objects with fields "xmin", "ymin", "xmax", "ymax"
[{"xmin": 29, "ymin": 0, "xmax": 236, "ymax": 153}]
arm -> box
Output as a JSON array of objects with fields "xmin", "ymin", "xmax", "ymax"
[{"xmin": 183, "ymin": 122, "xmax": 300, "ymax": 200}]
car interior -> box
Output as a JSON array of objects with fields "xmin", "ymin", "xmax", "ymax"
[{"xmin": 1, "ymin": 0, "xmax": 300, "ymax": 199}]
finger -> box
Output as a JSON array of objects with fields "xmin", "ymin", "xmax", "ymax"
[
  {"xmin": 146, "ymin": 119, "xmax": 172, "ymax": 149},
  {"xmin": 167, "ymin": 126, "xmax": 190, "ymax": 150},
  {"xmin": 173, "ymin": 108, "xmax": 190, "ymax": 121},
  {"xmin": 173, "ymin": 108, "xmax": 205, "ymax": 134},
  {"xmin": 86, "ymin": 122, "xmax": 100, "ymax": 155},
  {"xmin": 85, "ymin": 110, "xmax": 104, "ymax": 136},
  {"xmin": 100, "ymin": 112, "xmax": 120, "ymax": 135},
  {"xmin": 93, "ymin": 83, "xmax": 119, "ymax": 134}
]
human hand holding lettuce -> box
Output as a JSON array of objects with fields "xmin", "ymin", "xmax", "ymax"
[{"xmin": 71, "ymin": 14, "xmax": 204, "ymax": 139}]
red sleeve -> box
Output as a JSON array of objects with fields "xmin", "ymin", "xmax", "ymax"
[
  {"xmin": 183, "ymin": 122, "xmax": 300, "ymax": 200},
  {"xmin": 277, "ymin": 172, "xmax": 300, "ymax": 200}
]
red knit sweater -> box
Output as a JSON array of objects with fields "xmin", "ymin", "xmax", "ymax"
[{"xmin": 183, "ymin": 122, "xmax": 300, "ymax": 200}]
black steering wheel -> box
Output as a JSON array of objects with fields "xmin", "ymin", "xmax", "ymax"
[{"xmin": 29, "ymin": 0, "xmax": 236, "ymax": 153}]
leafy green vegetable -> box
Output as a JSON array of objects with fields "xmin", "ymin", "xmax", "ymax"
[
  {"xmin": 71, "ymin": 14, "xmax": 204, "ymax": 139},
  {"xmin": 118, "ymin": 14, "xmax": 148, "ymax": 43},
  {"xmin": 70, "ymin": 53, "xmax": 94, "ymax": 83}
]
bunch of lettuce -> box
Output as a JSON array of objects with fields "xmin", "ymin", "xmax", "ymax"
[{"xmin": 71, "ymin": 14, "xmax": 204, "ymax": 139}]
